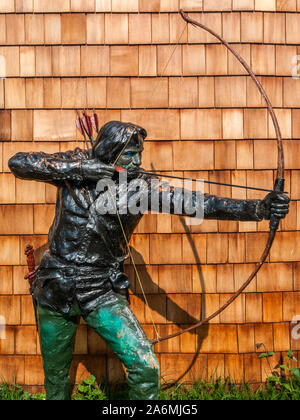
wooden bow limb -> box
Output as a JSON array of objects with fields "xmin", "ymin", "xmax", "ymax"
[{"xmin": 150, "ymin": 10, "xmax": 285, "ymax": 345}]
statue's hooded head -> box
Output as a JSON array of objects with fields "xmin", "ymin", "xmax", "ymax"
[{"xmin": 92, "ymin": 121, "xmax": 147, "ymax": 169}]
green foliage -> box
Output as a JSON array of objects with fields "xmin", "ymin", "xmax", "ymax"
[
  {"xmin": 159, "ymin": 363, "xmax": 300, "ymax": 401},
  {"xmin": 0, "ymin": 382, "xmax": 32, "ymax": 401},
  {"xmin": 258, "ymin": 352, "xmax": 275, "ymax": 359},
  {"xmin": 1, "ymin": 362, "xmax": 300, "ymax": 401},
  {"xmin": 259, "ymin": 348, "xmax": 300, "ymax": 400},
  {"xmin": 159, "ymin": 377, "xmax": 269, "ymax": 401},
  {"xmin": 72, "ymin": 375, "xmax": 108, "ymax": 400},
  {"xmin": 31, "ymin": 392, "xmax": 46, "ymax": 400}
]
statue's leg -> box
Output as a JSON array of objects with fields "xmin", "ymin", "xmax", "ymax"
[
  {"xmin": 37, "ymin": 304, "xmax": 79, "ymax": 400},
  {"xmin": 84, "ymin": 293, "xmax": 160, "ymax": 400}
]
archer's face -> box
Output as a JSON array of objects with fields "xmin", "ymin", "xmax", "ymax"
[{"xmin": 116, "ymin": 134, "xmax": 144, "ymax": 171}]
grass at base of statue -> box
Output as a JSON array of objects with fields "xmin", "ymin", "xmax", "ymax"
[
  {"xmin": 158, "ymin": 376, "xmax": 300, "ymax": 401},
  {"xmin": 0, "ymin": 380, "xmax": 45, "ymax": 400},
  {"xmin": 1, "ymin": 350, "xmax": 299, "ymax": 400},
  {"xmin": 1, "ymin": 375, "xmax": 300, "ymax": 401}
]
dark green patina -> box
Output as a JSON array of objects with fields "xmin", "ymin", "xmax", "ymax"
[{"xmin": 37, "ymin": 292, "xmax": 160, "ymax": 400}]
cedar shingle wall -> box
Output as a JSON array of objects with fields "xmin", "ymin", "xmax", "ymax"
[{"xmin": 0, "ymin": 0, "xmax": 300, "ymax": 391}]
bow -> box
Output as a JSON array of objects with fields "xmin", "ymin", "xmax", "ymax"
[
  {"xmin": 74, "ymin": 11, "xmax": 285, "ymax": 346},
  {"xmin": 150, "ymin": 10, "xmax": 285, "ymax": 345}
]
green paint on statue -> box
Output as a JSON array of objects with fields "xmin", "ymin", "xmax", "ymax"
[{"xmin": 37, "ymin": 293, "xmax": 160, "ymax": 400}]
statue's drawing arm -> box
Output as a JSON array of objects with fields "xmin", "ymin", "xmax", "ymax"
[{"xmin": 8, "ymin": 150, "xmax": 115, "ymax": 184}]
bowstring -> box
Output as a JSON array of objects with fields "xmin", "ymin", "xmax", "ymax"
[
  {"xmin": 110, "ymin": 21, "xmax": 189, "ymax": 342},
  {"xmin": 107, "ymin": 185, "xmax": 160, "ymax": 340}
]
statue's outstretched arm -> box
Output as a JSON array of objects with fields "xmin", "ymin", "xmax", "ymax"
[
  {"xmin": 153, "ymin": 181, "xmax": 287, "ymax": 222},
  {"xmin": 202, "ymin": 194, "xmax": 263, "ymax": 221}
]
